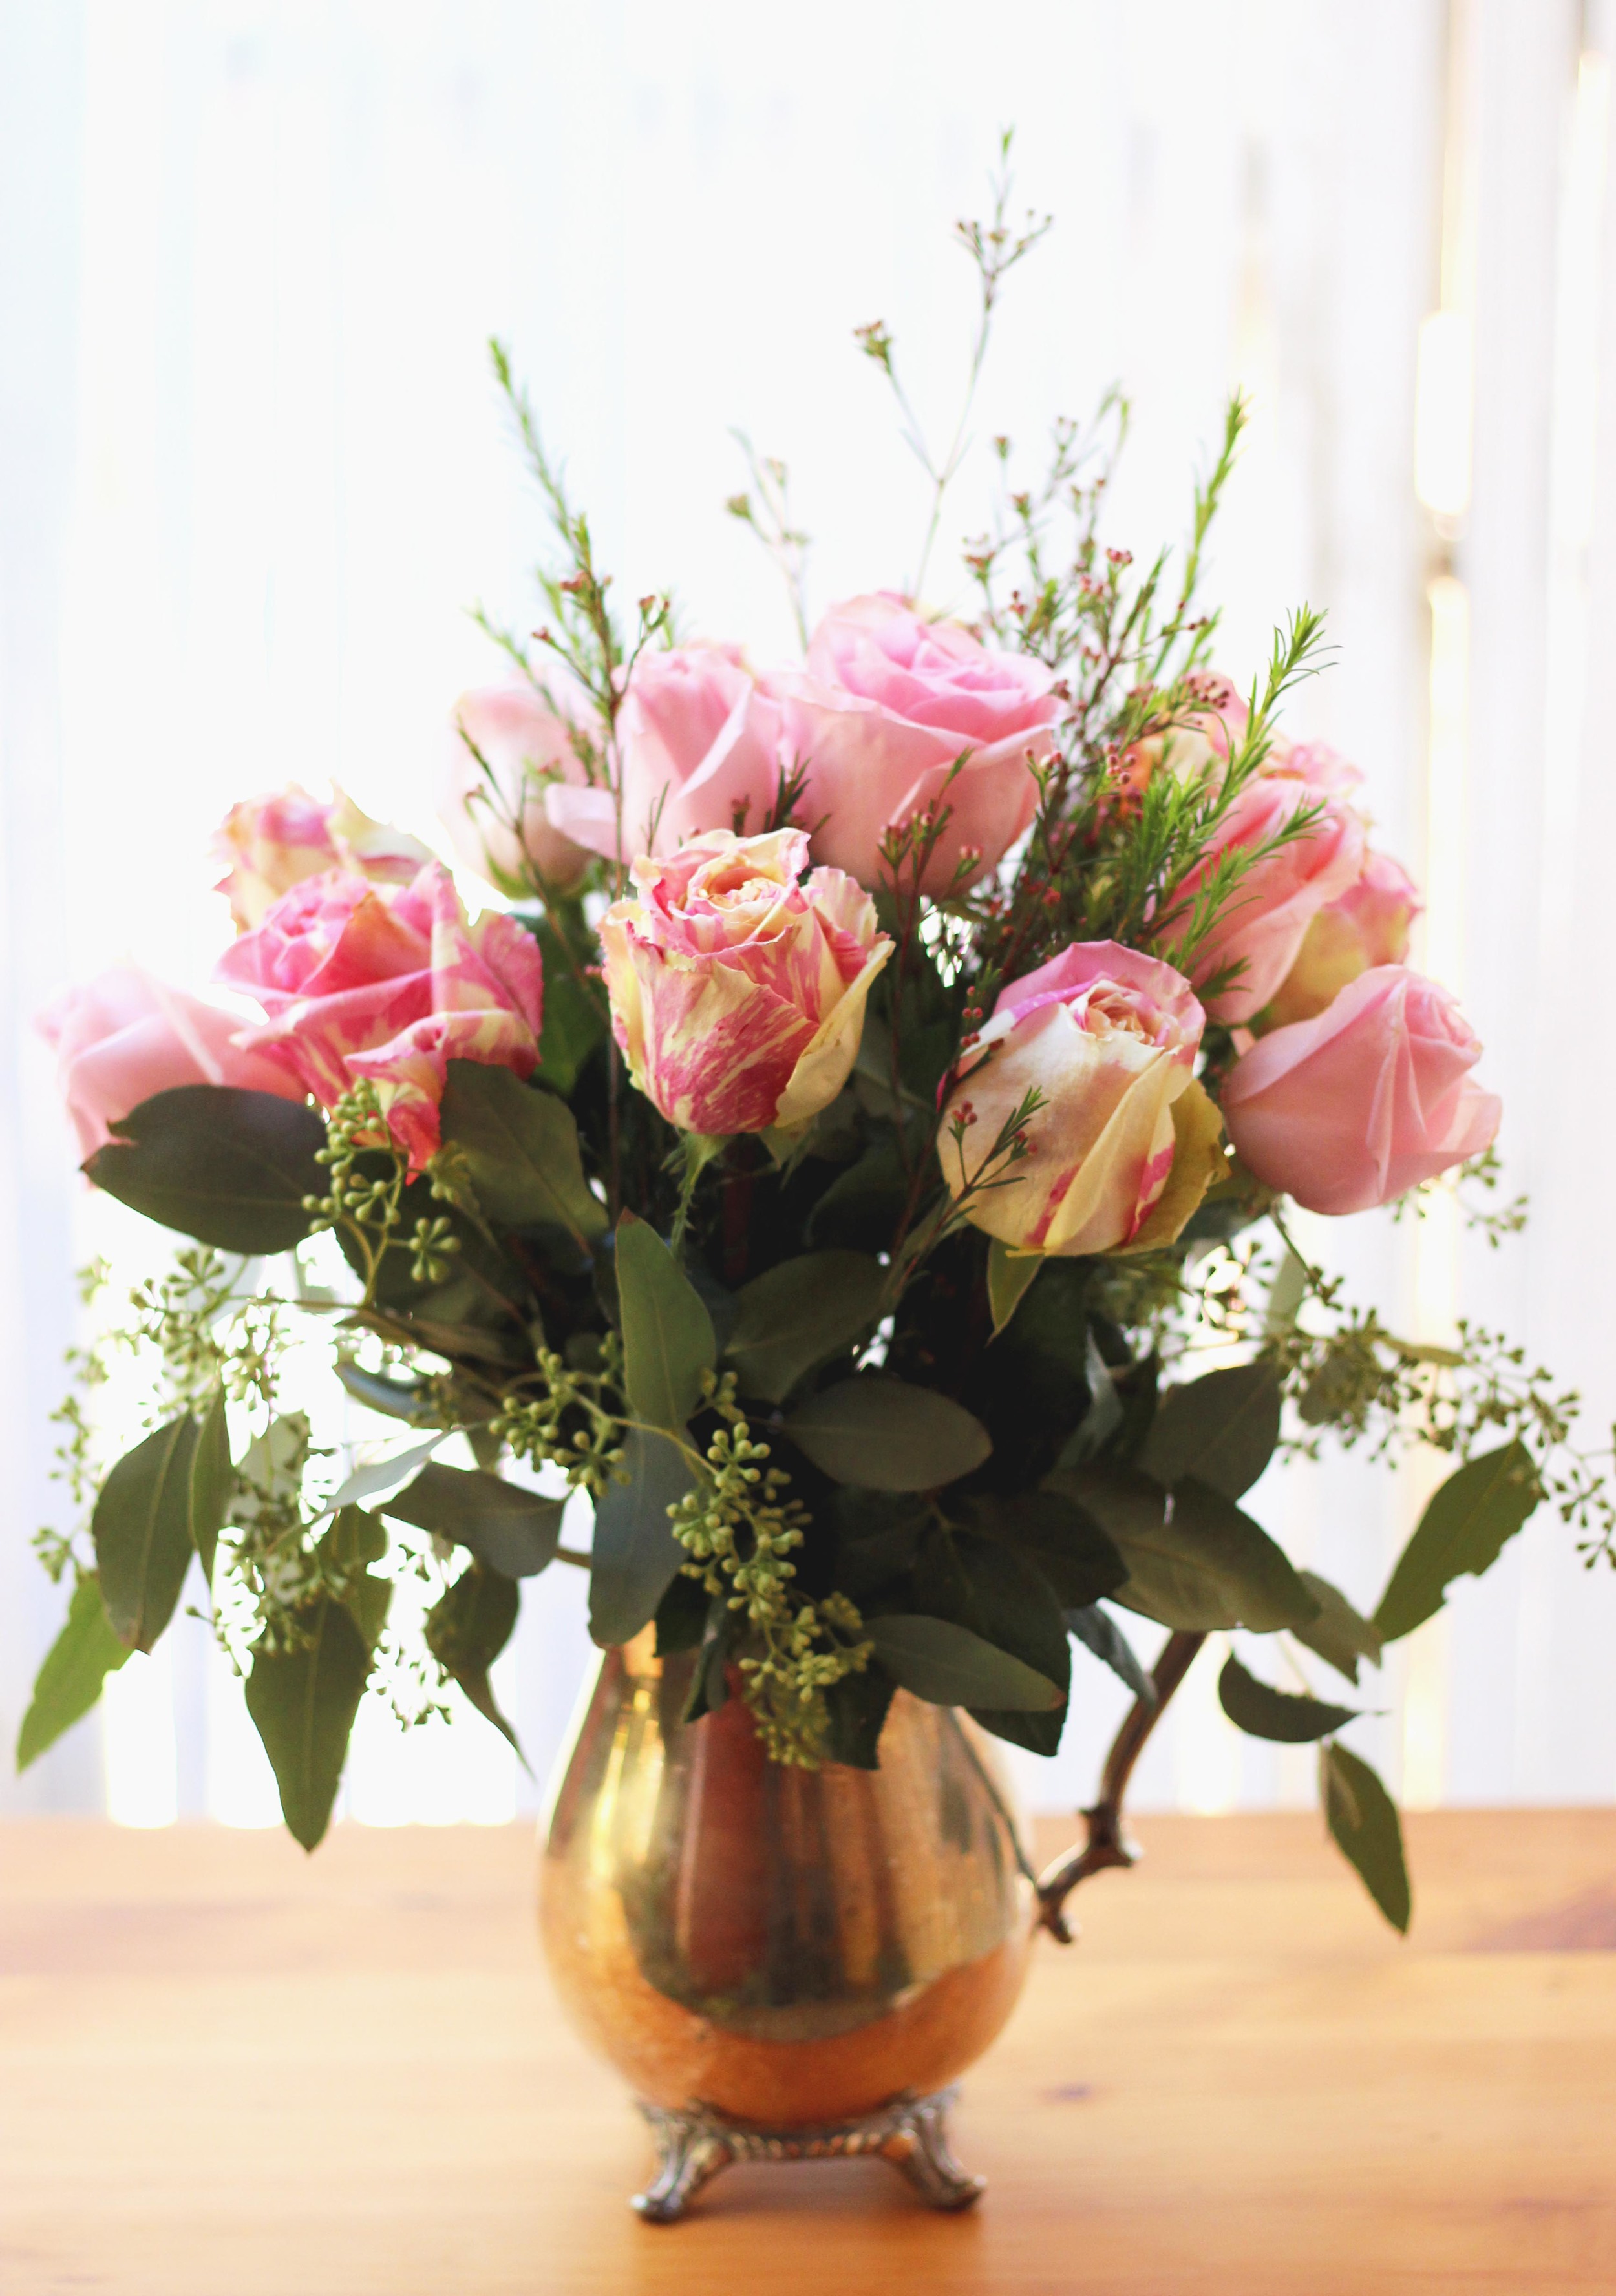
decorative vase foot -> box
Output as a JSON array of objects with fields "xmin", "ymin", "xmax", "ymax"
[{"xmin": 632, "ymin": 2086, "xmax": 985, "ymax": 2222}]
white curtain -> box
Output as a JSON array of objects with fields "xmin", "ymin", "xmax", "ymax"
[{"xmin": 3, "ymin": 0, "xmax": 1612, "ymax": 1824}]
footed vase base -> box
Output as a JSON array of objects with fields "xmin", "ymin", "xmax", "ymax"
[{"xmin": 632, "ymin": 2085, "xmax": 984, "ymax": 2222}]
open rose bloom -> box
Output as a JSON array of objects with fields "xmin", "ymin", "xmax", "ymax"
[{"xmin": 34, "ymin": 304, "xmax": 1562, "ymax": 1970}]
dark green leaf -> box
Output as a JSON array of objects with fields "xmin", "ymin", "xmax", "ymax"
[
  {"xmin": 615, "ymin": 1211, "xmax": 716, "ymax": 1433},
  {"xmin": 723, "ymin": 1250, "xmax": 886, "ymax": 1404},
  {"xmin": 531, "ymin": 921, "xmax": 607, "ymax": 1094},
  {"xmin": 654, "ymin": 1568, "xmax": 710, "ymax": 1658},
  {"xmin": 424, "ymin": 1561, "xmax": 525, "ymax": 1762},
  {"xmin": 189, "ymin": 1386, "xmax": 233, "ymax": 1585},
  {"xmin": 85, "ymin": 1084, "xmax": 328, "ymax": 1253},
  {"xmin": 803, "ymin": 1132, "xmax": 911, "ymax": 1252},
  {"xmin": 1136, "ymin": 1362, "xmax": 1281, "ymax": 1499},
  {"xmin": 867, "ymin": 1616, "xmax": 1063, "ymax": 1711},
  {"xmin": 1054, "ymin": 1332, "xmax": 1125, "ymax": 1468},
  {"xmin": 244, "ymin": 1599, "xmax": 370, "ymax": 1850},
  {"xmin": 335, "ymin": 1364, "xmax": 431, "ymax": 1423},
  {"xmin": 94, "ymin": 1413, "xmax": 200, "ymax": 1652},
  {"xmin": 15, "ymin": 1575, "xmax": 132, "ymax": 1771},
  {"xmin": 385, "ymin": 1462, "xmax": 564, "ymax": 1578},
  {"xmin": 680, "ymin": 1627, "xmax": 732, "ymax": 1725},
  {"xmin": 1320, "ymin": 1740, "xmax": 1411, "ymax": 1933},
  {"xmin": 785, "ymin": 1378, "xmax": 992, "ymax": 1491},
  {"xmin": 438, "ymin": 1060, "xmax": 607, "ymax": 1242},
  {"xmin": 1293, "ymin": 1570, "xmax": 1383, "ymax": 1684},
  {"xmin": 318, "ymin": 1508, "xmax": 392, "ymax": 1651},
  {"xmin": 1374, "ymin": 1442, "xmax": 1539, "ymax": 1643},
  {"xmin": 957, "ymin": 1490, "xmax": 1126, "ymax": 1610},
  {"xmin": 1067, "ymin": 1603, "xmax": 1155, "ymax": 1705},
  {"xmin": 1056, "ymin": 1468, "xmax": 1319, "ymax": 1632},
  {"xmin": 823, "ymin": 1667, "xmax": 897, "ymax": 1769},
  {"xmin": 986, "ymin": 1240, "xmax": 1042, "ymax": 1336},
  {"xmin": 588, "ymin": 1427, "xmax": 694, "ymax": 1647},
  {"xmin": 1218, "ymin": 1654, "xmax": 1359, "ymax": 1742}
]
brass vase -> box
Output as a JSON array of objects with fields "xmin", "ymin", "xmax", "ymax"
[{"xmin": 538, "ymin": 1628, "xmax": 1041, "ymax": 2219}]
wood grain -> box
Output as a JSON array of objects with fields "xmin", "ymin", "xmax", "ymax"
[{"xmin": 1, "ymin": 1808, "xmax": 1613, "ymax": 2294}]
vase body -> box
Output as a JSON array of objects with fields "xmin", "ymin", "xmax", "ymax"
[{"xmin": 539, "ymin": 1630, "xmax": 1037, "ymax": 2129}]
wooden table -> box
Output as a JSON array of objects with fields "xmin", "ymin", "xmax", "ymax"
[{"xmin": 2, "ymin": 1809, "xmax": 1613, "ymax": 2294}]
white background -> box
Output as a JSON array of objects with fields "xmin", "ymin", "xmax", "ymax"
[{"xmin": 1, "ymin": 0, "xmax": 1613, "ymax": 1831}]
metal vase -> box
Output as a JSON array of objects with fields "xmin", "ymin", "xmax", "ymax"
[{"xmin": 538, "ymin": 1629, "xmax": 1037, "ymax": 2211}]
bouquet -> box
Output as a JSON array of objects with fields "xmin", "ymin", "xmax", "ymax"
[{"xmin": 21, "ymin": 150, "xmax": 1610, "ymax": 1936}]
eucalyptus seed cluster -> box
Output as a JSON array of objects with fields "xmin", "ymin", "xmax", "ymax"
[
  {"xmin": 301, "ymin": 1079, "xmax": 458, "ymax": 1300},
  {"xmin": 491, "ymin": 1334, "xmax": 626, "ymax": 1498},
  {"xmin": 672, "ymin": 1371, "xmax": 872, "ymax": 1767}
]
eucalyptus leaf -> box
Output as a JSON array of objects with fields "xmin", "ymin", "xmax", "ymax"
[
  {"xmin": 785, "ymin": 1378, "xmax": 992, "ymax": 1492},
  {"xmin": 15, "ymin": 1575, "xmax": 131, "ymax": 1771},
  {"xmin": 1066, "ymin": 1603, "xmax": 1155, "ymax": 1706},
  {"xmin": 615, "ymin": 1212, "xmax": 716, "ymax": 1433},
  {"xmin": 424, "ymin": 1561, "xmax": 526, "ymax": 1764},
  {"xmin": 244, "ymin": 1598, "xmax": 370, "ymax": 1850},
  {"xmin": 335, "ymin": 1364, "xmax": 431, "ymax": 1423},
  {"xmin": 1320, "ymin": 1740, "xmax": 1411, "ymax": 1933},
  {"xmin": 957, "ymin": 1490, "xmax": 1125, "ymax": 1610},
  {"xmin": 385, "ymin": 1462, "xmax": 564, "ymax": 1579},
  {"xmin": 318, "ymin": 1508, "xmax": 392, "ymax": 1652},
  {"xmin": 330, "ymin": 1434, "xmax": 445, "ymax": 1511},
  {"xmin": 94, "ymin": 1413, "xmax": 200, "ymax": 1652},
  {"xmin": 1218, "ymin": 1653, "xmax": 1359, "ymax": 1742},
  {"xmin": 189, "ymin": 1385, "xmax": 233, "ymax": 1586},
  {"xmin": 438, "ymin": 1060, "xmax": 607, "ymax": 1242},
  {"xmin": 589, "ymin": 1427, "xmax": 694, "ymax": 1647},
  {"xmin": 531, "ymin": 920, "xmax": 607, "ymax": 1093},
  {"xmin": 867, "ymin": 1616, "xmax": 1063, "ymax": 1711},
  {"xmin": 823, "ymin": 1667, "xmax": 897, "ymax": 1769},
  {"xmin": 1293, "ymin": 1570, "xmax": 1383, "ymax": 1684},
  {"xmin": 1374, "ymin": 1442, "xmax": 1539, "ymax": 1643},
  {"xmin": 654, "ymin": 1569, "xmax": 711, "ymax": 1658},
  {"xmin": 1055, "ymin": 1467, "xmax": 1319, "ymax": 1633},
  {"xmin": 85, "ymin": 1084, "xmax": 328, "ymax": 1254},
  {"xmin": 1136, "ymin": 1361, "xmax": 1281, "ymax": 1499},
  {"xmin": 986, "ymin": 1240, "xmax": 1043, "ymax": 1337},
  {"xmin": 723, "ymin": 1250, "xmax": 886, "ymax": 1404}
]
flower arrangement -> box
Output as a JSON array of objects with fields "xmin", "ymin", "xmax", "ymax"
[{"xmin": 20, "ymin": 150, "xmax": 1611, "ymax": 1935}]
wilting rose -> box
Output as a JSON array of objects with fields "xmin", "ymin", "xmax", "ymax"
[
  {"xmin": 38, "ymin": 969, "xmax": 305, "ymax": 1162},
  {"xmin": 217, "ymin": 861, "xmax": 544, "ymax": 1168},
  {"xmin": 1220, "ymin": 965, "xmax": 1500, "ymax": 1215},
  {"xmin": 540, "ymin": 645, "xmax": 787, "ymax": 865},
  {"xmin": 1167, "ymin": 777, "xmax": 1366, "ymax": 1024},
  {"xmin": 1265, "ymin": 849, "xmax": 1421, "ymax": 1028},
  {"xmin": 769, "ymin": 593, "xmax": 1061, "ymax": 894},
  {"xmin": 941, "ymin": 941, "xmax": 1210, "ymax": 1256},
  {"xmin": 599, "ymin": 827, "xmax": 891, "ymax": 1136},
  {"xmin": 213, "ymin": 787, "xmax": 431, "ymax": 931},
  {"xmin": 441, "ymin": 681, "xmax": 596, "ymax": 895}
]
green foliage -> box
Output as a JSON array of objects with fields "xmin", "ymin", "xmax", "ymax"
[
  {"xmin": 424, "ymin": 1561, "xmax": 524, "ymax": 1760},
  {"xmin": 529, "ymin": 918, "xmax": 608, "ymax": 1094},
  {"xmin": 588, "ymin": 1428, "xmax": 693, "ymax": 1647},
  {"xmin": 244, "ymin": 1597, "xmax": 371, "ymax": 1850},
  {"xmin": 93, "ymin": 1413, "xmax": 202, "ymax": 1652},
  {"xmin": 1218, "ymin": 1654, "xmax": 1358, "ymax": 1743},
  {"xmin": 986, "ymin": 1239, "xmax": 1043, "ymax": 1336},
  {"xmin": 1067, "ymin": 1603, "xmax": 1154, "ymax": 1705},
  {"xmin": 16, "ymin": 1575, "xmax": 131, "ymax": 1771},
  {"xmin": 189, "ymin": 1386, "xmax": 233, "ymax": 1586},
  {"xmin": 1058, "ymin": 1466, "xmax": 1319, "ymax": 1632},
  {"xmin": 1375, "ymin": 1443, "xmax": 1540, "ymax": 1643},
  {"xmin": 785, "ymin": 1378, "xmax": 992, "ymax": 1491},
  {"xmin": 865, "ymin": 1616, "xmax": 1063, "ymax": 1712},
  {"xmin": 1292, "ymin": 1571, "xmax": 1383, "ymax": 1685},
  {"xmin": 723, "ymin": 1250, "xmax": 886, "ymax": 1404},
  {"xmin": 1137, "ymin": 1362, "xmax": 1281, "ymax": 1499},
  {"xmin": 439, "ymin": 1060, "xmax": 607, "ymax": 1243},
  {"xmin": 1320, "ymin": 1742, "xmax": 1411, "ymax": 1933},
  {"xmin": 615, "ymin": 1211, "xmax": 716, "ymax": 1432},
  {"xmin": 85, "ymin": 1086, "xmax": 326, "ymax": 1254},
  {"xmin": 385, "ymin": 1462, "xmax": 564, "ymax": 1579}
]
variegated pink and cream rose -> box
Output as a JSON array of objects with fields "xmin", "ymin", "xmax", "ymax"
[
  {"xmin": 941, "ymin": 941, "xmax": 1213, "ymax": 1256},
  {"xmin": 216, "ymin": 861, "xmax": 544, "ymax": 1168},
  {"xmin": 599, "ymin": 827, "xmax": 890, "ymax": 1137},
  {"xmin": 214, "ymin": 786, "xmax": 432, "ymax": 931}
]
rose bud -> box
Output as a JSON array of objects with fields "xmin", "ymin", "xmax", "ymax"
[
  {"xmin": 1220, "ymin": 965, "xmax": 1500, "ymax": 1214},
  {"xmin": 1264, "ymin": 849, "xmax": 1421, "ymax": 1028},
  {"xmin": 767, "ymin": 592, "xmax": 1061, "ymax": 894},
  {"xmin": 217, "ymin": 861, "xmax": 544, "ymax": 1169},
  {"xmin": 440, "ymin": 680, "xmax": 597, "ymax": 895},
  {"xmin": 940, "ymin": 941, "xmax": 1211, "ymax": 1256},
  {"xmin": 37, "ymin": 969, "xmax": 306, "ymax": 1161},
  {"xmin": 213, "ymin": 787, "xmax": 431, "ymax": 931},
  {"xmin": 599, "ymin": 827, "xmax": 891, "ymax": 1136}
]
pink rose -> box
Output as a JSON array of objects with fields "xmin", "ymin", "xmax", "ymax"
[
  {"xmin": 770, "ymin": 593, "xmax": 1061, "ymax": 894},
  {"xmin": 1266, "ymin": 849, "xmax": 1421, "ymax": 1028},
  {"xmin": 1167, "ymin": 778, "xmax": 1366, "ymax": 1024},
  {"xmin": 38, "ymin": 968, "xmax": 305, "ymax": 1162},
  {"xmin": 542, "ymin": 645, "xmax": 787, "ymax": 865},
  {"xmin": 213, "ymin": 787, "xmax": 431, "ymax": 931},
  {"xmin": 441, "ymin": 682, "xmax": 596, "ymax": 895},
  {"xmin": 600, "ymin": 827, "xmax": 891, "ymax": 1136},
  {"xmin": 942, "ymin": 941, "xmax": 1207, "ymax": 1255},
  {"xmin": 1220, "ymin": 965, "xmax": 1500, "ymax": 1215},
  {"xmin": 217, "ymin": 861, "xmax": 544, "ymax": 1168}
]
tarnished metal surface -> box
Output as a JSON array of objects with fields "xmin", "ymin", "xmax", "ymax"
[{"xmin": 540, "ymin": 1632, "xmax": 1037, "ymax": 2128}]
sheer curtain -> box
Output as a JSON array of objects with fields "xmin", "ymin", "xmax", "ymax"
[{"xmin": 3, "ymin": 0, "xmax": 1612, "ymax": 1824}]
